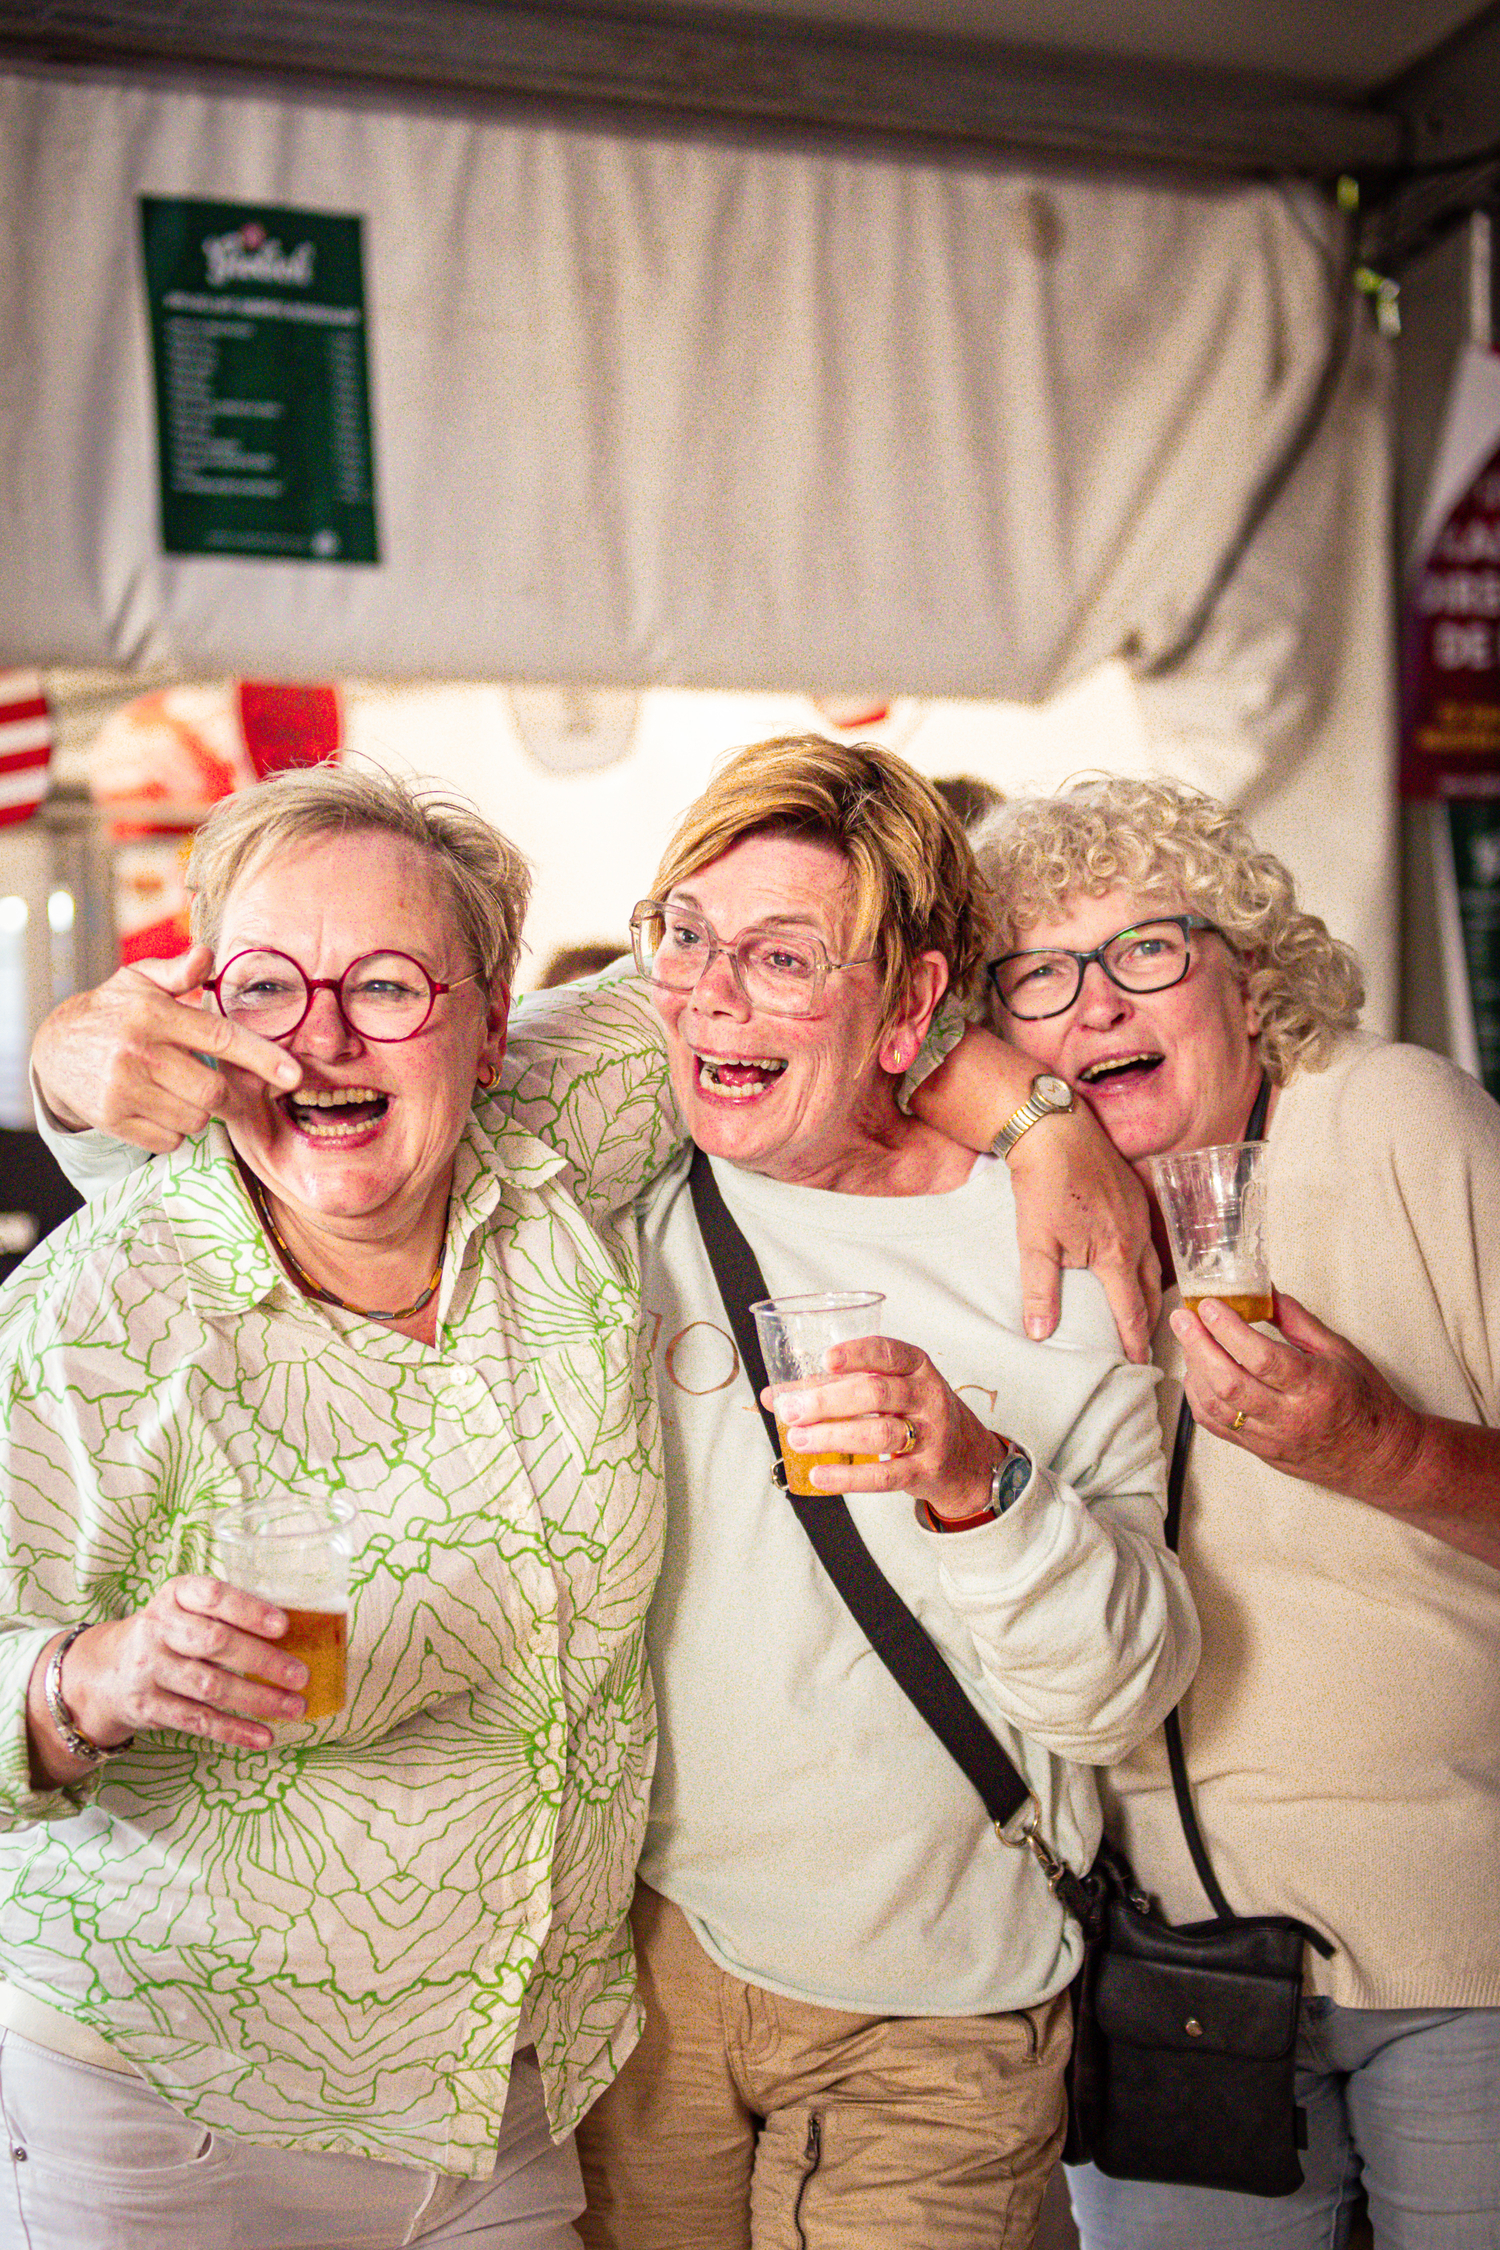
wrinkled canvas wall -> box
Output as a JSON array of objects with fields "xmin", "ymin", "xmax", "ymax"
[{"xmin": 1, "ymin": 61, "xmax": 1395, "ymax": 1016}]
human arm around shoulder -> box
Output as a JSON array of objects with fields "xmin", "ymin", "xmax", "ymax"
[
  {"xmin": 498, "ymin": 965, "xmax": 688, "ymax": 1231},
  {"xmin": 907, "ymin": 1018, "xmax": 1160, "ymax": 1362}
]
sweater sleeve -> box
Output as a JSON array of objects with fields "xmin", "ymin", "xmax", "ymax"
[{"xmin": 930, "ymin": 1354, "xmax": 1200, "ymax": 1766}]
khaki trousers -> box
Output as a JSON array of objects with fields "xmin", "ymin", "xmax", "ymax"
[{"xmin": 576, "ymin": 1884, "xmax": 1069, "ymax": 2250}]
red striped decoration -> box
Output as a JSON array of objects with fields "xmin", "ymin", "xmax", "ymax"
[{"xmin": 0, "ymin": 670, "xmax": 52, "ymax": 828}]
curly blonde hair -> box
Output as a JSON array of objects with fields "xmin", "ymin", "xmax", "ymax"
[
  {"xmin": 651, "ymin": 734, "xmax": 995, "ymax": 1027},
  {"xmin": 972, "ymin": 776, "xmax": 1363, "ymax": 1084}
]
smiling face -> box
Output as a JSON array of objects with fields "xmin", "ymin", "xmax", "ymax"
[
  {"xmin": 997, "ymin": 886, "xmax": 1263, "ymax": 1164},
  {"xmin": 652, "ymin": 830, "xmax": 944, "ymax": 1188},
  {"xmin": 212, "ymin": 829, "xmax": 507, "ymax": 1244}
]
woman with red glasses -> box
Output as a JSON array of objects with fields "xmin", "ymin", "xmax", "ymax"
[{"xmin": 0, "ymin": 768, "xmax": 661, "ymax": 2250}]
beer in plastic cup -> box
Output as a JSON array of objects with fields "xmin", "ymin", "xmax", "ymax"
[
  {"xmin": 214, "ymin": 1496, "xmax": 356, "ymax": 1720},
  {"xmin": 1148, "ymin": 1142, "xmax": 1272, "ymax": 1325},
  {"xmin": 750, "ymin": 1291, "xmax": 885, "ymax": 1496}
]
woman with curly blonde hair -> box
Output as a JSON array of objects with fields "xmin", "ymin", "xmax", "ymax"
[
  {"xmin": 981, "ymin": 776, "xmax": 1364, "ymax": 1089},
  {"xmin": 912, "ymin": 772, "xmax": 1500, "ymax": 2249}
]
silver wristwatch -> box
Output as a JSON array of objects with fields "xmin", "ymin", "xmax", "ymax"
[{"xmin": 989, "ymin": 1072, "xmax": 1075, "ymax": 1159}]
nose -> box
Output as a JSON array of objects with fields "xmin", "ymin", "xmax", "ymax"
[
  {"xmin": 290, "ymin": 984, "xmax": 362, "ymax": 1058},
  {"xmin": 1074, "ymin": 958, "xmax": 1131, "ymax": 1027},
  {"xmin": 690, "ymin": 943, "xmax": 752, "ymax": 1017}
]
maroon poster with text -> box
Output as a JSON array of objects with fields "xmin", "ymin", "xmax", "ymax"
[{"xmin": 1402, "ymin": 436, "xmax": 1500, "ymax": 799}]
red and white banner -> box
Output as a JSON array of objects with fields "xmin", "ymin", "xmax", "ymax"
[
  {"xmin": 0, "ymin": 668, "xmax": 52, "ymax": 826},
  {"xmin": 88, "ymin": 679, "xmax": 342, "ymax": 964}
]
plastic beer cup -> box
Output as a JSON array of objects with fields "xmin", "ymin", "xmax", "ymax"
[
  {"xmin": 1148, "ymin": 1142, "xmax": 1273, "ymax": 1324},
  {"xmin": 214, "ymin": 1495, "xmax": 356, "ymax": 1721},
  {"xmin": 751, "ymin": 1291, "xmax": 886, "ymax": 1495}
]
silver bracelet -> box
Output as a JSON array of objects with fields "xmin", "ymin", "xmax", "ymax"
[{"xmin": 42, "ymin": 1625, "xmax": 133, "ymax": 1766}]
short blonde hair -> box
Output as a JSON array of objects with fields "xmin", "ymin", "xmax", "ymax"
[
  {"xmin": 651, "ymin": 734, "xmax": 994, "ymax": 1026},
  {"xmin": 973, "ymin": 775, "xmax": 1363, "ymax": 1084},
  {"xmin": 186, "ymin": 766, "xmax": 531, "ymax": 988}
]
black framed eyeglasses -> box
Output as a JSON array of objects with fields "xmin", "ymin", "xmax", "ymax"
[
  {"xmin": 208, "ymin": 949, "xmax": 481, "ymax": 1044},
  {"xmin": 988, "ymin": 914, "xmax": 1225, "ymax": 1021},
  {"xmin": 629, "ymin": 898, "xmax": 874, "ymax": 1018}
]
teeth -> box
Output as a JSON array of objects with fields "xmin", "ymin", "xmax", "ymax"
[
  {"xmin": 293, "ymin": 1087, "xmax": 383, "ymax": 1108},
  {"xmin": 696, "ymin": 1054, "xmax": 787, "ymax": 1101},
  {"xmin": 1081, "ymin": 1054, "xmax": 1159, "ymax": 1083}
]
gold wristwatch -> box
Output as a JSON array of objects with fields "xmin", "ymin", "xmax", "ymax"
[{"xmin": 989, "ymin": 1072, "xmax": 1075, "ymax": 1159}]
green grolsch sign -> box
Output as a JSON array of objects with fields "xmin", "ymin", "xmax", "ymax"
[{"xmin": 140, "ymin": 196, "xmax": 379, "ymax": 565}]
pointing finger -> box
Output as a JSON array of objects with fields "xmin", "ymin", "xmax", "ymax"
[{"xmin": 189, "ymin": 1005, "xmax": 303, "ymax": 1091}]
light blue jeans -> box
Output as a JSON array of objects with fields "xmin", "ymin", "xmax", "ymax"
[{"xmin": 1066, "ymin": 2000, "xmax": 1500, "ymax": 2250}]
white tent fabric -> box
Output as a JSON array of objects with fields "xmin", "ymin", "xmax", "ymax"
[{"xmin": 1, "ymin": 61, "xmax": 1394, "ymax": 1019}]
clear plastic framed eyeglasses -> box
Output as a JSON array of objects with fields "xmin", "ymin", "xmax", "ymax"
[
  {"xmin": 988, "ymin": 914, "xmax": 1224, "ymax": 1021},
  {"xmin": 629, "ymin": 899, "xmax": 875, "ymax": 1018},
  {"xmin": 208, "ymin": 949, "xmax": 481, "ymax": 1043}
]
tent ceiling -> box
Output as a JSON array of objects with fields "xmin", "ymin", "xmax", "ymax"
[
  {"xmin": 645, "ymin": 0, "xmax": 1492, "ymax": 99},
  {"xmin": 2, "ymin": 0, "xmax": 1496, "ymax": 242}
]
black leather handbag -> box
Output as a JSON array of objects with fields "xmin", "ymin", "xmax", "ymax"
[
  {"xmin": 1058, "ymin": 1389, "xmax": 1332, "ymax": 2196},
  {"xmin": 688, "ymin": 1116, "xmax": 1331, "ymax": 2203}
]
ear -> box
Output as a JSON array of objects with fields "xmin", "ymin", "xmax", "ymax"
[
  {"xmin": 1239, "ymin": 964, "xmax": 1263, "ymax": 1040},
  {"xmin": 477, "ymin": 981, "xmax": 510, "ymax": 1085},
  {"xmin": 878, "ymin": 950, "xmax": 950, "ymax": 1075}
]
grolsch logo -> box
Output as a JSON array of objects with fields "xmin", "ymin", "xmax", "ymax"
[{"xmin": 202, "ymin": 219, "xmax": 316, "ymax": 289}]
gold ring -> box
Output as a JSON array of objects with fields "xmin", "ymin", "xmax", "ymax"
[
  {"xmin": 897, "ymin": 1416, "xmax": 919, "ymax": 1457},
  {"xmin": 1231, "ymin": 1408, "xmax": 1247, "ymax": 1432}
]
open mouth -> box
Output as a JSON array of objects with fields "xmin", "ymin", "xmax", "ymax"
[
  {"xmin": 694, "ymin": 1052, "xmax": 788, "ymax": 1102},
  {"xmin": 1078, "ymin": 1052, "xmax": 1164, "ymax": 1089},
  {"xmin": 282, "ymin": 1086, "xmax": 390, "ymax": 1139}
]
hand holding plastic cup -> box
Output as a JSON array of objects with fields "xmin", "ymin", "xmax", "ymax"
[
  {"xmin": 751, "ymin": 1291, "xmax": 885, "ymax": 1496},
  {"xmin": 1148, "ymin": 1141, "xmax": 1272, "ymax": 1324},
  {"xmin": 213, "ymin": 1495, "xmax": 357, "ymax": 1720}
]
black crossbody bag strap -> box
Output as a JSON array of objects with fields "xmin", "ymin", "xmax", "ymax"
[
  {"xmin": 1159, "ymin": 1075, "xmax": 1329, "ymax": 1951},
  {"xmin": 1158, "ymin": 1073, "xmax": 1271, "ymax": 1920},
  {"xmin": 688, "ymin": 1145, "xmax": 1054, "ymax": 1863},
  {"xmin": 1162, "ymin": 1397, "xmax": 1237, "ymax": 1919}
]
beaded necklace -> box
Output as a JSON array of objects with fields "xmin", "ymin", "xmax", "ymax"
[{"xmin": 245, "ymin": 1168, "xmax": 445, "ymax": 1323}]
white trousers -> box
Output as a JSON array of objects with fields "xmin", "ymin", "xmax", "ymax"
[{"xmin": 0, "ymin": 2029, "xmax": 584, "ymax": 2250}]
